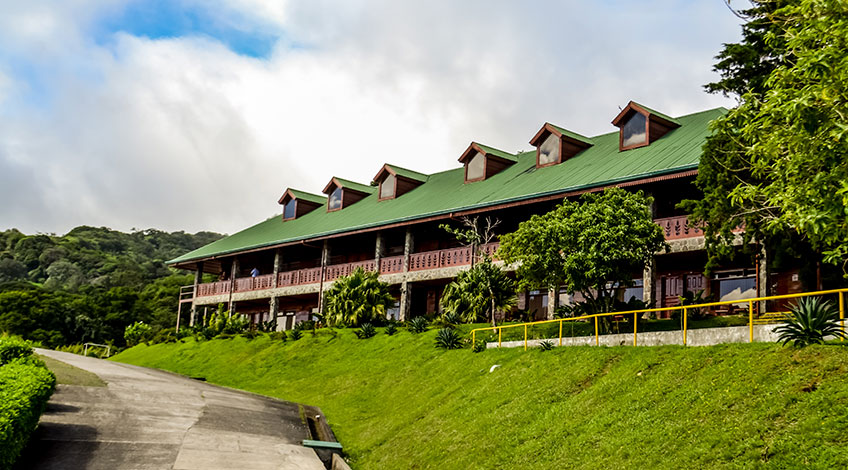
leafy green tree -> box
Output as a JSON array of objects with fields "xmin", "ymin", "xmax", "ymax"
[
  {"xmin": 498, "ymin": 188, "xmax": 667, "ymax": 313},
  {"xmin": 441, "ymin": 259, "xmax": 516, "ymax": 326},
  {"xmin": 44, "ymin": 260, "xmax": 85, "ymax": 291},
  {"xmin": 0, "ymin": 259, "xmax": 26, "ymax": 283},
  {"xmin": 324, "ymin": 268, "xmax": 394, "ymax": 327},
  {"xmin": 124, "ymin": 321, "xmax": 153, "ymax": 346},
  {"xmin": 686, "ymin": 0, "xmax": 848, "ymax": 273}
]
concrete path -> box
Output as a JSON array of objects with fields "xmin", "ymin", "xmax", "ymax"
[{"xmin": 19, "ymin": 349, "xmax": 326, "ymax": 470}]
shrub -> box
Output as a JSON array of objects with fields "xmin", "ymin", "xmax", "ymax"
[
  {"xmin": 435, "ymin": 328, "xmax": 462, "ymax": 350},
  {"xmin": 384, "ymin": 322, "xmax": 398, "ymax": 336},
  {"xmin": 324, "ymin": 268, "xmax": 395, "ymax": 327},
  {"xmin": 355, "ymin": 323, "xmax": 377, "ymax": 339},
  {"xmin": 269, "ymin": 331, "xmax": 287, "ymax": 342},
  {"xmin": 538, "ymin": 340, "xmax": 555, "ymax": 351},
  {"xmin": 124, "ymin": 321, "xmax": 153, "ymax": 347},
  {"xmin": 289, "ymin": 328, "xmax": 303, "ymax": 341},
  {"xmin": 0, "ymin": 356, "xmax": 56, "ymax": 468},
  {"xmin": 472, "ymin": 339, "xmax": 487, "ymax": 353},
  {"xmin": 0, "ymin": 336, "xmax": 33, "ymax": 366},
  {"xmin": 407, "ymin": 316, "xmax": 429, "ymax": 334},
  {"xmin": 775, "ymin": 297, "xmax": 848, "ymax": 347},
  {"xmin": 435, "ymin": 312, "xmax": 461, "ymax": 329}
]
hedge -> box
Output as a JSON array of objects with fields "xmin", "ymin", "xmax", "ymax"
[
  {"xmin": 0, "ymin": 336, "xmax": 33, "ymax": 366},
  {"xmin": 0, "ymin": 337, "xmax": 56, "ymax": 469}
]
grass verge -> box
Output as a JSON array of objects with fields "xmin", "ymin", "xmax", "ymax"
[
  {"xmin": 112, "ymin": 327, "xmax": 848, "ymax": 469},
  {"xmin": 37, "ymin": 355, "xmax": 106, "ymax": 387}
]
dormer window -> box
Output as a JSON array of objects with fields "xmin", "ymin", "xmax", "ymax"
[
  {"xmin": 529, "ymin": 123, "xmax": 593, "ymax": 168},
  {"xmin": 458, "ymin": 143, "xmax": 517, "ymax": 183},
  {"xmin": 322, "ymin": 177, "xmax": 374, "ymax": 211},
  {"xmin": 277, "ymin": 188, "xmax": 326, "ymax": 221},
  {"xmin": 373, "ymin": 164, "xmax": 426, "ymax": 200},
  {"xmin": 380, "ymin": 173, "xmax": 396, "ymax": 199},
  {"xmin": 612, "ymin": 101, "xmax": 681, "ymax": 151},
  {"xmin": 538, "ymin": 133, "xmax": 560, "ymax": 166}
]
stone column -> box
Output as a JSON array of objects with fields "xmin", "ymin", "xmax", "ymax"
[
  {"xmin": 318, "ymin": 240, "xmax": 330, "ymax": 314},
  {"xmin": 643, "ymin": 257, "xmax": 656, "ymax": 306},
  {"xmin": 758, "ymin": 245, "xmax": 768, "ymax": 314},
  {"xmin": 272, "ymin": 249, "xmax": 282, "ymax": 288},
  {"xmin": 547, "ymin": 287, "xmax": 557, "ymax": 320},
  {"xmin": 399, "ymin": 227, "xmax": 414, "ymax": 321},
  {"xmin": 190, "ymin": 262, "xmax": 203, "ymax": 327},
  {"xmin": 227, "ymin": 257, "xmax": 239, "ymax": 316},
  {"xmin": 375, "ymin": 232, "xmax": 385, "ymax": 273}
]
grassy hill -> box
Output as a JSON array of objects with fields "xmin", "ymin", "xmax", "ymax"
[{"xmin": 112, "ymin": 327, "xmax": 848, "ymax": 469}]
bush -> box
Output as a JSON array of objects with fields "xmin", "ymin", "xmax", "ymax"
[
  {"xmin": 0, "ymin": 336, "xmax": 33, "ymax": 366},
  {"xmin": 124, "ymin": 321, "xmax": 153, "ymax": 347},
  {"xmin": 355, "ymin": 323, "xmax": 377, "ymax": 339},
  {"xmin": 435, "ymin": 312, "xmax": 460, "ymax": 329},
  {"xmin": 384, "ymin": 323, "xmax": 398, "ymax": 336},
  {"xmin": 775, "ymin": 297, "xmax": 848, "ymax": 347},
  {"xmin": 435, "ymin": 328, "xmax": 462, "ymax": 350},
  {"xmin": 269, "ymin": 331, "xmax": 287, "ymax": 342},
  {"xmin": 538, "ymin": 340, "xmax": 555, "ymax": 351},
  {"xmin": 407, "ymin": 317, "xmax": 429, "ymax": 334},
  {"xmin": 324, "ymin": 268, "xmax": 395, "ymax": 327},
  {"xmin": 289, "ymin": 328, "xmax": 303, "ymax": 341},
  {"xmin": 0, "ymin": 351, "xmax": 56, "ymax": 468},
  {"xmin": 472, "ymin": 339, "xmax": 487, "ymax": 353}
]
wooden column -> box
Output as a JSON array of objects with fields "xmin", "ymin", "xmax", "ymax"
[
  {"xmin": 227, "ymin": 257, "xmax": 239, "ymax": 316},
  {"xmin": 400, "ymin": 227, "xmax": 414, "ymax": 321},
  {"xmin": 318, "ymin": 240, "xmax": 330, "ymax": 314}
]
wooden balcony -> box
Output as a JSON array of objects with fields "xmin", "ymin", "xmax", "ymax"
[
  {"xmin": 654, "ymin": 215, "xmax": 703, "ymax": 240},
  {"xmin": 380, "ymin": 255, "xmax": 404, "ymax": 274},
  {"xmin": 409, "ymin": 243, "xmax": 499, "ymax": 272},
  {"xmin": 325, "ymin": 260, "xmax": 376, "ymax": 281}
]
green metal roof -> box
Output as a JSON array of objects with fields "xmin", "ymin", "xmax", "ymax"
[
  {"xmin": 170, "ymin": 107, "xmax": 725, "ymax": 265},
  {"xmin": 332, "ymin": 177, "xmax": 375, "ymax": 194},
  {"xmin": 288, "ymin": 189, "xmax": 327, "ymax": 205},
  {"xmin": 385, "ymin": 164, "xmax": 428, "ymax": 182},
  {"xmin": 475, "ymin": 143, "xmax": 518, "ymax": 162},
  {"xmin": 547, "ymin": 124, "xmax": 594, "ymax": 146}
]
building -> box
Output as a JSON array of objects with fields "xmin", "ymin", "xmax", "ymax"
[{"xmin": 170, "ymin": 101, "xmax": 805, "ymax": 330}]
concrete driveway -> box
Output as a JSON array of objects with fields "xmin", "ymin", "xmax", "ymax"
[{"xmin": 19, "ymin": 349, "xmax": 326, "ymax": 470}]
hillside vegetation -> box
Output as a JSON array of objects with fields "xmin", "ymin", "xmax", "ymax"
[{"xmin": 113, "ymin": 328, "xmax": 848, "ymax": 469}]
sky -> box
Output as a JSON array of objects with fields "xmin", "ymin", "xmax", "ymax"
[{"xmin": 0, "ymin": 0, "xmax": 743, "ymax": 236}]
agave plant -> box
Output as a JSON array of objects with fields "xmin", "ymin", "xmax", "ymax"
[
  {"xmin": 384, "ymin": 322, "xmax": 398, "ymax": 336},
  {"xmin": 775, "ymin": 297, "xmax": 847, "ymax": 347},
  {"xmin": 355, "ymin": 323, "xmax": 377, "ymax": 339},
  {"xmin": 289, "ymin": 328, "xmax": 303, "ymax": 341},
  {"xmin": 407, "ymin": 316, "xmax": 429, "ymax": 333},
  {"xmin": 435, "ymin": 328, "xmax": 462, "ymax": 350},
  {"xmin": 538, "ymin": 340, "xmax": 555, "ymax": 351}
]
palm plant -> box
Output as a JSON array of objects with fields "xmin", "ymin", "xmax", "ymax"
[
  {"xmin": 435, "ymin": 328, "xmax": 462, "ymax": 350},
  {"xmin": 441, "ymin": 257, "xmax": 516, "ymax": 326},
  {"xmin": 324, "ymin": 268, "xmax": 395, "ymax": 327},
  {"xmin": 775, "ymin": 297, "xmax": 847, "ymax": 347}
]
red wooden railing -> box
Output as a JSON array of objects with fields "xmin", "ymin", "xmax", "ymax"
[
  {"xmin": 380, "ymin": 255, "xmax": 404, "ymax": 274},
  {"xmin": 409, "ymin": 243, "xmax": 499, "ymax": 272},
  {"xmin": 234, "ymin": 274, "xmax": 275, "ymax": 292},
  {"xmin": 325, "ymin": 260, "xmax": 376, "ymax": 281},
  {"xmin": 654, "ymin": 215, "xmax": 703, "ymax": 240},
  {"xmin": 196, "ymin": 280, "xmax": 230, "ymax": 297}
]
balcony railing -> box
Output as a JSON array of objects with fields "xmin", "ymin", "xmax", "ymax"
[
  {"xmin": 325, "ymin": 259, "xmax": 376, "ymax": 281},
  {"xmin": 196, "ymin": 280, "xmax": 230, "ymax": 297},
  {"xmin": 380, "ymin": 255, "xmax": 404, "ymax": 274},
  {"xmin": 654, "ymin": 215, "xmax": 703, "ymax": 241}
]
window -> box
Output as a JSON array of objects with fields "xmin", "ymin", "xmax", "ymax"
[
  {"xmin": 283, "ymin": 199, "xmax": 296, "ymax": 219},
  {"xmin": 717, "ymin": 276, "xmax": 756, "ymax": 306},
  {"xmin": 466, "ymin": 152, "xmax": 485, "ymax": 181},
  {"xmin": 538, "ymin": 133, "xmax": 560, "ymax": 165},
  {"xmin": 621, "ymin": 112, "xmax": 647, "ymax": 148},
  {"xmin": 622, "ymin": 279, "xmax": 644, "ymax": 302},
  {"xmin": 380, "ymin": 173, "xmax": 396, "ymax": 199},
  {"xmin": 328, "ymin": 187, "xmax": 342, "ymax": 211}
]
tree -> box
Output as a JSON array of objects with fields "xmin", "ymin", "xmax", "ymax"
[
  {"xmin": 498, "ymin": 188, "xmax": 667, "ymax": 312},
  {"xmin": 324, "ymin": 268, "xmax": 395, "ymax": 327},
  {"xmin": 686, "ymin": 0, "xmax": 848, "ymax": 274},
  {"xmin": 440, "ymin": 259, "xmax": 516, "ymax": 326}
]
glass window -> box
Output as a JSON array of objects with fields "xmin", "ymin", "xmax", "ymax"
[
  {"xmin": 328, "ymin": 187, "xmax": 342, "ymax": 210},
  {"xmin": 466, "ymin": 152, "xmax": 485, "ymax": 181},
  {"xmin": 621, "ymin": 112, "xmax": 647, "ymax": 147},
  {"xmin": 717, "ymin": 276, "xmax": 756, "ymax": 306},
  {"xmin": 622, "ymin": 279, "xmax": 644, "ymax": 302},
  {"xmin": 283, "ymin": 199, "xmax": 296, "ymax": 219},
  {"xmin": 380, "ymin": 174, "xmax": 396, "ymax": 199},
  {"xmin": 538, "ymin": 133, "xmax": 560, "ymax": 165}
]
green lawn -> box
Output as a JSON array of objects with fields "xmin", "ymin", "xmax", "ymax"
[
  {"xmin": 38, "ymin": 355, "xmax": 106, "ymax": 387},
  {"xmin": 112, "ymin": 327, "xmax": 848, "ymax": 469}
]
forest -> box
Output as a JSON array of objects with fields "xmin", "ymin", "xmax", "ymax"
[{"xmin": 0, "ymin": 226, "xmax": 222, "ymax": 348}]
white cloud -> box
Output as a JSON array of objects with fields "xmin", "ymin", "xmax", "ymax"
[{"xmin": 0, "ymin": 0, "xmax": 741, "ymax": 235}]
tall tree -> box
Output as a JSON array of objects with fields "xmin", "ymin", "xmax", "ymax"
[{"xmin": 498, "ymin": 188, "xmax": 667, "ymax": 312}]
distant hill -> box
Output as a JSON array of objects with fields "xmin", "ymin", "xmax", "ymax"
[{"xmin": 0, "ymin": 226, "xmax": 223, "ymax": 347}]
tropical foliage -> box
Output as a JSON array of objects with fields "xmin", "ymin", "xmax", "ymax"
[
  {"xmin": 775, "ymin": 297, "xmax": 847, "ymax": 347},
  {"xmin": 354, "ymin": 323, "xmax": 377, "ymax": 339},
  {"xmin": 407, "ymin": 316, "xmax": 429, "ymax": 334},
  {"xmin": 434, "ymin": 328, "xmax": 462, "ymax": 350},
  {"xmin": 440, "ymin": 258, "xmax": 516, "ymax": 326},
  {"xmin": 499, "ymin": 188, "xmax": 666, "ymax": 313},
  {"xmin": 324, "ymin": 268, "xmax": 394, "ymax": 327},
  {"xmin": 124, "ymin": 321, "xmax": 153, "ymax": 347}
]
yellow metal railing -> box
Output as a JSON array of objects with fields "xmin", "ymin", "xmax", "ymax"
[{"xmin": 471, "ymin": 288, "xmax": 848, "ymax": 351}]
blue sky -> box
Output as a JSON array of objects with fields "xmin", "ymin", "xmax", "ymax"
[{"xmin": 0, "ymin": 1, "xmax": 743, "ymax": 235}]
